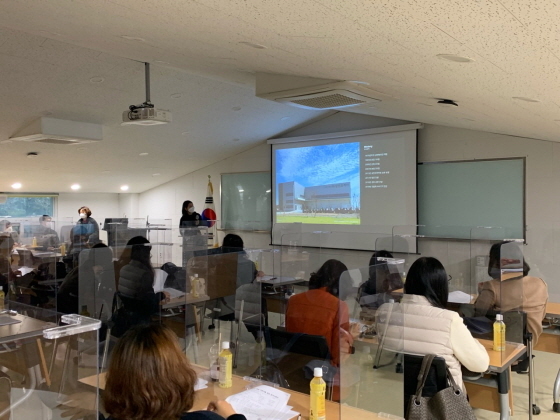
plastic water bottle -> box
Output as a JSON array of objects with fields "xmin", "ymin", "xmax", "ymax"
[
  {"xmin": 218, "ymin": 341, "xmax": 232, "ymax": 388},
  {"xmin": 493, "ymin": 313, "xmax": 506, "ymax": 351},
  {"xmin": 310, "ymin": 367, "xmax": 326, "ymax": 420}
]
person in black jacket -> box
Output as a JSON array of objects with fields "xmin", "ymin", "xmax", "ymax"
[
  {"xmin": 103, "ymin": 324, "xmax": 247, "ymax": 420},
  {"xmin": 113, "ymin": 236, "xmax": 169, "ymax": 337},
  {"xmin": 179, "ymin": 200, "xmax": 202, "ymax": 232}
]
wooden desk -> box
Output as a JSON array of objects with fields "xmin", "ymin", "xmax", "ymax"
[
  {"xmin": 466, "ymin": 339, "xmax": 526, "ymax": 420},
  {"xmin": 162, "ymin": 293, "xmax": 210, "ymax": 310},
  {"xmin": 81, "ymin": 365, "xmax": 383, "ymax": 420},
  {"xmin": 540, "ymin": 302, "xmax": 560, "ymax": 412}
]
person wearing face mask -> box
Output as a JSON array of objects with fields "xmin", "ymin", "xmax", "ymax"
[
  {"xmin": 68, "ymin": 206, "xmax": 100, "ymax": 266},
  {"xmin": 179, "ymin": 200, "xmax": 202, "ymax": 233},
  {"xmin": 35, "ymin": 215, "xmax": 59, "ymax": 251},
  {"xmin": 1, "ymin": 220, "xmax": 20, "ymax": 247},
  {"xmin": 179, "ymin": 200, "xmax": 205, "ymax": 266}
]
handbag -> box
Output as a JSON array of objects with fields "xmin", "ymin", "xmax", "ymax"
[{"xmin": 406, "ymin": 354, "xmax": 476, "ymax": 420}]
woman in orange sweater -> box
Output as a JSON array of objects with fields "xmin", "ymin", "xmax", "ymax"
[{"xmin": 285, "ymin": 259, "xmax": 353, "ymax": 366}]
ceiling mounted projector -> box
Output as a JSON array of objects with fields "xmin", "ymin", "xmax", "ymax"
[
  {"xmin": 9, "ymin": 117, "xmax": 103, "ymax": 145},
  {"xmin": 122, "ymin": 62, "xmax": 172, "ymax": 126}
]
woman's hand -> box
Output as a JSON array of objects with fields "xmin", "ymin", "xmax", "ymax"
[
  {"xmin": 207, "ymin": 400, "xmax": 237, "ymax": 418},
  {"xmin": 256, "ymin": 271, "xmax": 265, "ymax": 278}
]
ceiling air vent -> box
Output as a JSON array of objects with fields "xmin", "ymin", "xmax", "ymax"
[
  {"xmin": 9, "ymin": 118, "xmax": 103, "ymax": 145},
  {"xmin": 257, "ymin": 78, "xmax": 381, "ymax": 110}
]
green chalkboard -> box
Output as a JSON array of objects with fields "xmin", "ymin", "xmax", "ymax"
[
  {"xmin": 221, "ymin": 172, "xmax": 271, "ymax": 231},
  {"xmin": 418, "ymin": 158, "xmax": 525, "ymax": 239}
]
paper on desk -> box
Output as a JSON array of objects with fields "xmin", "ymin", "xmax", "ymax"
[
  {"xmin": 194, "ymin": 377, "xmax": 208, "ymax": 391},
  {"xmin": 226, "ymin": 385, "xmax": 299, "ymax": 420},
  {"xmin": 448, "ymin": 290, "xmax": 472, "ymax": 304},
  {"xmin": 17, "ymin": 267, "xmax": 35, "ymax": 276},
  {"xmin": 161, "ymin": 288, "xmax": 185, "ymax": 299}
]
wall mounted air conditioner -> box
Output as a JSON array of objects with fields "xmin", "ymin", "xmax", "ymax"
[
  {"xmin": 256, "ymin": 73, "xmax": 382, "ymax": 110},
  {"xmin": 9, "ymin": 118, "xmax": 103, "ymax": 145}
]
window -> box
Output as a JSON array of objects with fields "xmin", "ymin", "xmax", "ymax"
[{"xmin": 0, "ymin": 195, "xmax": 56, "ymax": 218}]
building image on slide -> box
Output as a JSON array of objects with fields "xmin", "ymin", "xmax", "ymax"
[{"xmin": 278, "ymin": 181, "xmax": 352, "ymax": 212}]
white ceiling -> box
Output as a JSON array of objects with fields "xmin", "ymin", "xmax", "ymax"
[{"xmin": 1, "ymin": 0, "xmax": 560, "ymax": 192}]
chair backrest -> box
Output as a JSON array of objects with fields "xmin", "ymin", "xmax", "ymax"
[
  {"xmin": 59, "ymin": 225, "xmax": 74, "ymax": 243},
  {"xmin": 265, "ymin": 327, "xmax": 331, "ymax": 360},
  {"xmin": 403, "ymin": 354, "xmax": 447, "ymax": 414}
]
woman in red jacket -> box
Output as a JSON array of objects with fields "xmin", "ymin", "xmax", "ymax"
[{"xmin": 285, "ymin": 259, "xmax": 353, "ymax": 366}]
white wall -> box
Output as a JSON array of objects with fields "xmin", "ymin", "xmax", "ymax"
[{"xmin": 138, "ymin": 113, "xmax": 560, "ymax": 298}]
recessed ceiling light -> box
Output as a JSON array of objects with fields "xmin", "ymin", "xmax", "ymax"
[
  {"xmin": 513, "ymin": 96, "xmax": 540, "ymax": 103},
  {"xmin": 152, "ymin": 173, "xmax": 161, "ymax": 176},
  {"xmin": 11, "ymin": 183, "xmax": 22, "ymax": 189},
  {"xmin": 239, "ymin": 41, "xmax": 267, "ymax": 49},
  {"xmin": 120, "ymin": 185, "xmax": 129, "ymax": 191},
  {"xmin": 120, "ymin": 35, "xmax": 146, "ymax": 42},
  {"xmin": 232, "ymin": 106, "xmax": 242, "ymax": 111},
  {"xmin": 154, "ymin": 60, "xmax": 171, "ymax": 65},
  {"xmin": 90, "ymin": 77, "xmax": 104, "ymax": 83},
  {"xmin": 170, "ymin": 93, "xmax": 182, "ymax": 99},
  {"xmin": 349, "ymin": 80, "xmax": 370, "ymax": 85},
  {"xmin": 232, "ymin": 138, "xmax": 240, "ymax": 142},
  {"xmin": 71, "ymin": 184, "xmax": 81, "ymax": 190},
  {"xmin": 437, "ymin": 54, "xmax": 475, "ymax": 63},
  {"xmin": 27, "ymin": 152, "xmax": 39, "ymax": 158},
  {"xmin": 139, "ymin": 152, "xmax": 149, "ymax": 156},
  {"xmin": 281, "ymin": 116, "xmax": 290, "ymax": 121},
  {"xmin": 181, "ymin": 131, "xmax": 189, "ymax": 136}
]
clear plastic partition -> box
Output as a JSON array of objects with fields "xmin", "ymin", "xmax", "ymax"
[
  {"xmin": 470, "ymin": 226, "xmax": 507, "ymax": 297},
  {"xmin": 77, "ymin": 247, "xmax": 115, "ymax": 320},
  {"xmin": 340, "ymin": 263, "xmax": 404, "ymax": 417},
  {"xmin": 470, "ymin": 240, "xmax": 528, "ymax": 368},
  {"xmin": 0, "ymin": 308, "xmax": 100, "ymax": 420}
]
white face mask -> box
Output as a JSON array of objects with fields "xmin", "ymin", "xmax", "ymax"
[
  {"xmin": 188, "ymin": 206, "xmax": 195, "ymax": 213},
  {"xmin": 5, "ymin": 227, "xmax": 12, "ymax": 232},
  {"xmin": 80, "ymin": 213, "xmax": 87, "ymax": 219}
]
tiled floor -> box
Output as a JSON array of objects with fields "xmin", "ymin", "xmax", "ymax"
[{"xmin": 188, "ymin": 318, "xmax": 560, "ymax": 419}]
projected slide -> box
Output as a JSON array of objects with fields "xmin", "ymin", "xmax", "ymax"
[{"xmin": 275, "ymin": 142, "xmax": 361, "ymax": 225}]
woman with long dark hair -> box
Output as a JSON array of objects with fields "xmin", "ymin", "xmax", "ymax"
[{"xmin": 377, "ymin": 257, "xmax": 488, "ymax": 389}]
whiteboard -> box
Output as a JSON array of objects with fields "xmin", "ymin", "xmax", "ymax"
[
  {"xmin": 221, "ymin": 172, "xmax": 271, "ymax": 231},
  {"xmin": 417, "ymin": 158, "xmax": 525, "ymax": 240}
]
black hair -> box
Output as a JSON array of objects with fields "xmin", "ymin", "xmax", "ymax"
[
  {"xmin": 309, "ymin": 259, "xmax": 348, "ymax": 297},
  {"xmin": 488, "ymin": 241, "xmax": 530, "ymax": 278},
  {"xmin": 404, "ymin": 257, "xmax": 448, "ymax": 309},
  {"xmin": 39, "ymin": 215, "xmax": 52, "ymax": 222},
  {"xmin": 368, "ymin": 249, "xmax": 394, "ymax": 282},
  {"xmin": 181, "ymin": 201, "xmax": 193, "ymax": 216},
  {"xmin": 127, "ymin": 236, "xmax": 153, "ymax": 274},
  {"xmin": 222, "ymin": 233, "xmax": 244, "ymax": 253}
]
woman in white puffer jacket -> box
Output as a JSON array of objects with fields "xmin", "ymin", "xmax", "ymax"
[{"xmin": 377, "ymin": 257, "xmax": 489, "ymax": 390}]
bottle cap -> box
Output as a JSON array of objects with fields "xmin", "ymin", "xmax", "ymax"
[
  {"xmin": 222, "ymin": 341, "xmax": 230, "ymax": 350},
  {"xmin": 194, "ymin": 273, "xmax": 198, "ymax": 278},
  {"xmin": 496, "ymin": 314, "xmax": 503, "ymax": 321},
  {"xmin": 313, "ymin": 367, "xmax": 323, "ymax": 377}
]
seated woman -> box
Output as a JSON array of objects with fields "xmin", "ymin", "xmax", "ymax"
[
  {"xmin": 113, "ymin": 236, "xmax": 169, "ymax": 337},
  {"xmin": 103, "ymin": 324, "xmax": 246, "ymax": 420},
  {"xmin": 285, "ymin": 259, "xmax": 353, "ymax": 367},
  {"xmin": 377, "ymin": 257, "xmax": 489, "ymax": 390},
  {"xmin": 357, "ymin": 249, "xmax": 403, "ymax": 309},
  {"xmin": 475, "ymin": 241, "xmax": 548, "ymax": 345}
]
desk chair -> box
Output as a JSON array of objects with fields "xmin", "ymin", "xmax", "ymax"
[
  {"xmin": 263, "ymin": 327, "xmax": 335, "ymax": 399},
  {"xmin": 403, "ymin": 354, "xmax": 448, "ymax": 415}
]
